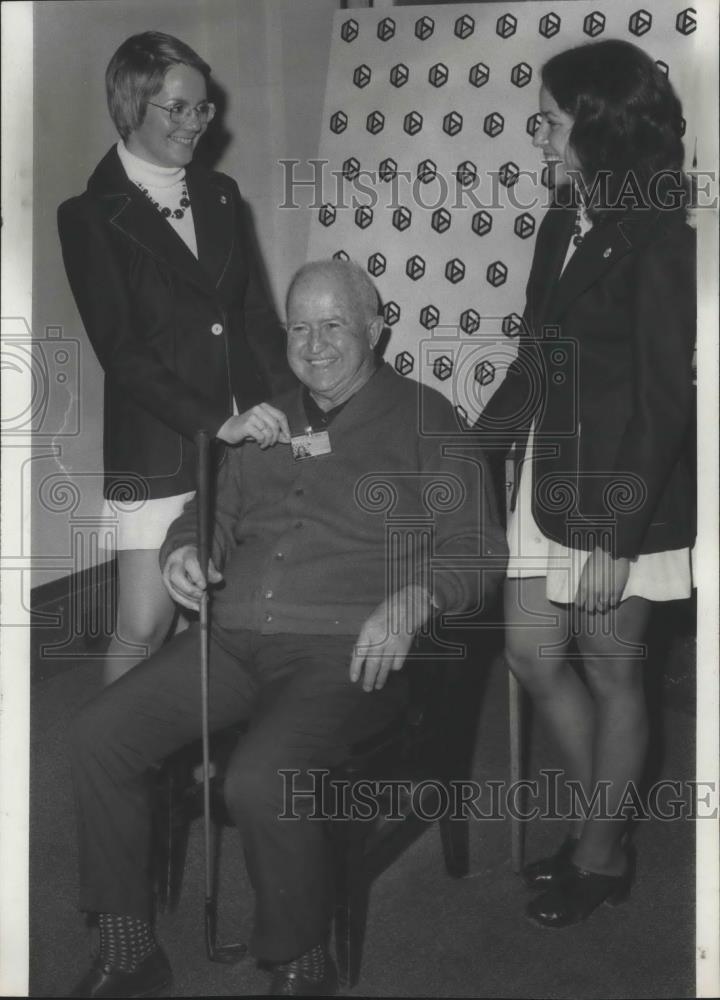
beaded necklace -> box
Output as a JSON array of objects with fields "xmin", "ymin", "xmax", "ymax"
[{"xmin": 135, "ymin": 180, "xmax": 191, "ymax": 220}]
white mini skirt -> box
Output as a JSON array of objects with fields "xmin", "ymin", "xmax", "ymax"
[
  {"xmin": 100, "ymin": 491, "xmax": 195, "ymax": 551},
  {"xmin": 506, "ymin": 427, "xmax": 694, "ymax": 604}
]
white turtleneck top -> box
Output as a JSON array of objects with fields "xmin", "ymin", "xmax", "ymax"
[{"xmin": 117, "ymin": 140, "xmax": 198, "ymax": 258}]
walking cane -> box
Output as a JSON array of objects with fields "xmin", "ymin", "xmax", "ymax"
[{"xmin": 195, "ymin": 429, "xmax": 247, "ymax": 964}]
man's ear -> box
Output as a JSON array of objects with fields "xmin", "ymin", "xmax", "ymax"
[{"xmin": 367, "ymin": 315, "xmax": 384, "ymax": 349}]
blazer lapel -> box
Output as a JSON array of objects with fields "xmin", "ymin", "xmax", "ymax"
[
  {"xmin": 88, "ymin": 147, "xmax": 216, "ymax": 294},
  {"xmin": 527, "ymin": 206, "xmax": 576, "ymax": 332},
  {"xmin": 549, "ymin": 209, "xmax": 662, "ymax": 321},
  {"xmin": 185, "ymin": 166, "xmax": 236, "ymax": 289}
]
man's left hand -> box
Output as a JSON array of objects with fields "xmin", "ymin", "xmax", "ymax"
[{"xmin": 350, "ymin": 585, "xmax": 434, "ymax": 692}]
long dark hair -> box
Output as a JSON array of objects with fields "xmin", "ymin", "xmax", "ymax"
[{"xmin": 542, "ymin": 39, "xmax": 689, "ymax": 220}]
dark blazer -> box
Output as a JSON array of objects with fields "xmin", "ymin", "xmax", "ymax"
[
  {"xmin": 476, "ymin": 204, "xmax": 696, "ymax": 560},
  {"xmin": 58, "ymin": 146, "xmax": 295, "ymax": 500}
]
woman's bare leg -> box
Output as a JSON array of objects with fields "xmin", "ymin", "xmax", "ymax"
[
  {"xmin": 504, "ymin": 577, "xmax": 595, "ymax": 837},
  {"xmin": 103, "ymin": 549, "xmax": 178, "ymax": 685}
]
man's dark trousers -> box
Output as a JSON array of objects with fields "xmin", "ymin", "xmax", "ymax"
[{"xmin": 70, "ymin": 624, "xmax": 407, "ymax": 962}]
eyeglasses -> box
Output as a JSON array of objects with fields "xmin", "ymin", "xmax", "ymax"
[{"xmin": 146, "ymin": 100, "xmax": 216, "ymax": 125}]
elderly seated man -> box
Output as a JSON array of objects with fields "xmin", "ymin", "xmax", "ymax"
[{"xmin": 68, "ymin": 259, "xmax": 507, "ymax": 998}]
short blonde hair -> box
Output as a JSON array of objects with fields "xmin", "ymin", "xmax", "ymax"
[{"xmin": 105, "ymin": 31, "xmax": 211, "ymax": 140}]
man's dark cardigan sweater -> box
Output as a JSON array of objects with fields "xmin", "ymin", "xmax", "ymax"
[{"xmin": 161, "ymin": 365, "xmax": 507, "ymax": 635}]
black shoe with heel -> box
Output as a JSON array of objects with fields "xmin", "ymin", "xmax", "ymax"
[
  {"xmin": 522, "ymin": 834, "xmax": 578, "ymax": 890},
  {"xmin": 526, "ymin": 844, "xmax": 636, "ymax": 928}
]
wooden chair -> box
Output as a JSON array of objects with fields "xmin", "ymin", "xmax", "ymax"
[{"xmin": 151, "ymin": 649, "xmax": 482, "ymax": 988}]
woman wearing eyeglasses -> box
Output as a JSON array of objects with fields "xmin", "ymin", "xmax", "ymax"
[{"xmin": 58, "ymin": 32, "xmax": 295, "ymax": 684}]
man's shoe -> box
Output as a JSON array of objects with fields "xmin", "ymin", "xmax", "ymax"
[
  {"xmin": 268, "ymin": 953, "xmax": 338, "ymax": 996},
  {"xmin": 68, "ymin": 947, "xmax": 172, "ymax": 998},
  {"xmin": 521, "ymin": 834, "xmax": 578, "ymax": 889}
]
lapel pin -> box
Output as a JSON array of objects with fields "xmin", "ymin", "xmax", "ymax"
[
  {"xmin": 603, "ymin": 247, "xmax": 613, "ymax": 258},
  {"xmin": 220, "ymin": 194, "xmax": 228, "ymax": 204}
]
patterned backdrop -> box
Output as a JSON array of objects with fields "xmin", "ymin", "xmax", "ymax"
[{"xmin": 307, "ymin": 0, "xmax": 700, "ymax": 424}]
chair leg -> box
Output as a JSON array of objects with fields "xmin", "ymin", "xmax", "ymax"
[
  {"xmin": 332, "ymin": 820, "xmax": 369, "ymax": 989},
  {"xmin": 508, "ymin": 669, "xmax": 525, "ymax": 873},
  {"xmin": 151, "ymin": 757, "xmax": 194, "ymax": 913},
  {"xmin": 439, "ymin": 813, "xmax": 470, "ymax": 878}
]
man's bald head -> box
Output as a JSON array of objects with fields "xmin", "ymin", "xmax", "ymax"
[{"xmin": 286, "ymin": 259, "xmax": 381, "ymax": 326}]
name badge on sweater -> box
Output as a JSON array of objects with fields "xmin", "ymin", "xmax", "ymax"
[{"xmin": 291, "ymin": 429, "xmax": 332, "ymax": 461}]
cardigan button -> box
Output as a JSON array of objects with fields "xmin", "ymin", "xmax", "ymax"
[
  {"xmin": 211, "ymin": 323, "xmax": 224, "ymax": 336},
  {"xmin": 265, "ymin": 612, "xmax": 273, "ymax": 623}
]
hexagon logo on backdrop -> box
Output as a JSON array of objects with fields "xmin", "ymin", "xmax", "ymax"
[
  {"xmin": 429, "ymin": 63, "xmax": 449, "ymax": 88},
  {"xmin": 377, "ymin": 16, "xmax": 396, "ymax": 41},
  {"xmin": 403, "ymin": 111, "xmax": 424, "ymax": 136},
  {"xmin": 502, "ymin": 313, "xmax": 525, "ymax": 337},
  {"xmin": 433, "ymin": 355, "xmax": 453, "ymax": 382},
  {"xmin": 583, "ymin": 11, "xmax": 606, "ymax": 37},
  {"xmin": 340, "ymin": 18, "xmax": 359, "ymax": 43},
  {"xmin": 469, "ymin": 62, "xmax": 490, "ymax": 88},
  {"xmin": 514, "ymin": 213, "xmax": 536, "ymax": 239},
  {"xmin": 353, "ymin": 65, "xmax": 371, "ymax": 89},
  {"xmin": 417, "ymin": 159, "xmax": 437, "ymax": 184},
  {"xmin": 406, "ymin": 255, "xmax": 426, "ymax": 281},
  {"xmin": 526, "ymin": 112, "xmax": 542, "ymax": 137},
  {"xmin": 355, "ymin": 206, "xmax": 373, "ymax": 230},
  {"xmin": 460, "ymin": 309, "xmax": 481, "ymax": 335},
  {"xmin": 333, "ymin": 249, "xmax": 349, "ymax": 261},
  {"xmin": 367, "ymin": 252, "xmax": 386, "ymax": 277},
  {"xmin": 539, "ymin": 12, "xmax": 561, "ymax": 37},
  {"xmin": 487, "ymin": 261, "xmax": 508, "ymax": 287},
  {"xmin": 628, "ymin": 9, "xmax": 652, "ymax": 36},
  {"xmin": 319, "ymin": 204, "xmax": 336, "ymax": 227},
  {"xmin": 443, "ymin": 111, "xmax": 463, "ymax": 137},
  {"xmin": 342, "ymin": 157, "xmax": 361, "ymax": 181},
  {"xmin": 676, "ymin": 7, "xmax": 697, "ymax": 33},
  {"xmin": 379, "ymin": 157, "xmax": 398, "ymax": 182},
  {"xmin": 366, "ymin": 111, "xmax": 385, "ymax": 135},
  {"xmin": 445, "ymin": 258, "xmax": 466, "ymax": 284},
  {"xmin": 329, "ymin": 111, "xmax": 348, "ymax": 135},
  {"xmin": 395, "ymin": 350, "xmax": 414, "ymax": 376},
  {"xmin": 392, "ymin": 206, "xmax": 412, "ymax": 232},
  {"xmin": 474, "ymin": 360, "xmax": 496, "ymax": 386},
  {"xmin": 420, "ymin": 305, "xmax": 440, "ymax": 330},
  {"xmin": 390, "ymin": 63, "xmax": 409, "ymax": 88},
  {"xmin": 432, "ymin": 358, "xmax": 456, "ymax": 386},
  {"xmin": 498, "ymin": 161, "xmax": 520, "ymax": 187},
  {"xmin": 456, "ymin": 161, "xmax": 478, "ymax": 187},
  {"xmin": 511, "ymin": 62, "xmax": 533, "ymax": 88},
  {"xmin": 472, "ymin": 211, "xmax": 493, "ymax": 237},
  {"xmin": 432, "ymin": 208, "xmax": 452, "ymax": 234},
  {"xmin": 484, "ymin": 112, "xmax": 504, "ymax": 138},
  {"xmin": 384, "ymin": 302, "xmax": 401, "ymax": 326},
  {"xmin": 415, "ymin": 15, "xmax": 435, "ymax": 40},
  {"xmin": 655, "ymin": 60, "xmax": 670, "ymax": 77},
  {"xmin": 496, "ymin": 12, "xmax": 517, "ymax": 38},
  {"xmin": 455, "ymin": 14, "xmax": 475, "ymax": 39}
]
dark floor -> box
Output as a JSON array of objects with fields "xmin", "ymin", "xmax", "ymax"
[{"xmin": 29, "ymin": 615, "xmax": 697, "ymax": 999}]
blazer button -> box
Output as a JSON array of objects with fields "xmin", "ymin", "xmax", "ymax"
[{"xmin": 211, "ymin": 323, "xmax": 224, "ymax": 336}]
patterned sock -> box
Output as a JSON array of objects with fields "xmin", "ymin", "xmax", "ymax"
[
  {"xmin": 296, "ymin": 942, "xmax": 326, "ymax": 981},
  {"xmin": 97, "ymin": 913, "xmax": 158, "ymax": 972}
]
